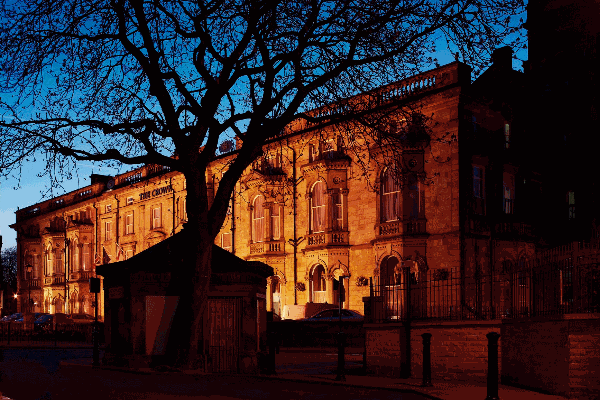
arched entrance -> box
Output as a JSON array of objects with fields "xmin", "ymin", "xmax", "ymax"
[
  {"xmin": 379, "ymin": 255, "xmax": 406, "ymax": 320},
  {"xmin": 310, "ymin": 264, "xmax": 327, "ymax": 303}
]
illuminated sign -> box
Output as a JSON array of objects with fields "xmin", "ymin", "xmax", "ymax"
[{"xmin": 139, "ymin": 185, "xmax": 173, "ymax": 200}]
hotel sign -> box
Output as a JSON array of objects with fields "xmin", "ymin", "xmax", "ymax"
[{"xmin": 139, "ymin": 185, "xmax": 173, "ymax": 200}]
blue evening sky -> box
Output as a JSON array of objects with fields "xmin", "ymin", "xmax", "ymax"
[{"xmin": 0, "ymin": 35, "xmax": 528, "ymax": 249}]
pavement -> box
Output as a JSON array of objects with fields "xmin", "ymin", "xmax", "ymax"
[{"xmin": 0, "ymin": 344, "xmax": 569, "ymax": 400}]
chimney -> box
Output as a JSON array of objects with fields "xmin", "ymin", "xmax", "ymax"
[{"xmin": 492, "ymin": 46, "xmax": 513, "ymax": 70}]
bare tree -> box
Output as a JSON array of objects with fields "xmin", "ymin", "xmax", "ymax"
[
  {"xmin": 0, "ymin": 0, "xmax": 525, "ymax": 367},
  {"xmin": 1, "ymin": 246, "xmax": 18, "ymax": 291}
]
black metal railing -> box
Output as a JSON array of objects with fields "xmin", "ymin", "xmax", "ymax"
[
  {"xmin": 366, "ymin": 263, "xmax": 600, "ymax": 323},
  {"xmin": 0, "ymin": 322, "xmax": 104, "ymax": 345}
]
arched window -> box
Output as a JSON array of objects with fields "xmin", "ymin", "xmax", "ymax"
[
  {"xmin": 311, "ymin": 181, "xmax": 326, "ymax": 233},
  {"xmin": 380, "ymin": 256, "xmax": 400, "ymax": 285},
  {"xmin": 311, "ymin": 264, "xmax": 327, "ymax": 303},
  {"xmin": 252, "ymin": 195, "xmax": 265, "ymax": 242},
  {"xmin": 381, "ymin": 167, "xmax": 401, "ymax": 222}
]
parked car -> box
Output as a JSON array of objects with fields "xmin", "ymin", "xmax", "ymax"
[
  {"xmin": 0, "ymin": 313, "xmax": 23, "ymax": 322},
  {"xmin": 302, "ymin": 309, "xmax": 364, "ymax": 322},
  {"xmin": 68, "ymin": 313, "xmax": 96, "ymax": 323},
  {"xmin": 34, "ymin": 313, "xmax": 73, "ymax": 332},
  {"xmin": 14, "ymin": 312, "xmax": 48, "ymax": 323}
]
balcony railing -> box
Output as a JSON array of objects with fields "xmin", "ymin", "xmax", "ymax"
[
  {"xmin": 306, "ymin": 231, "xmax": 349, "ymax": 247},
  {"xmin": 43, "ymin": 275, "xmax": 65, "ymax": 286},
  {"xmin": 249, "ymin": 240, "xmax": 284, "ymax": 255},
  {"xmin": 24, "ymin": 279, "xmax": 41, "ymax": 289},
  {"xmin": 378, "ymin": 219, "xmax": 427, "ymax": 236}
]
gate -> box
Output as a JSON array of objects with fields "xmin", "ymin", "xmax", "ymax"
[{"xmin": 207, "ymin": 297, "xmax": 241, "ymax": 373}]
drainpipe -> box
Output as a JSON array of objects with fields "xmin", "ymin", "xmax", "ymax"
[
  {"xmin": 171, "ymin": 177, "xmax": 175, "ymax": 236},
  {"xmin": 63, "ymin": 211, "xmax": 68, "ymax": 314},
  {"xmin": 231, "ymin": 185, "xmax": 236, "ymax": 255}
]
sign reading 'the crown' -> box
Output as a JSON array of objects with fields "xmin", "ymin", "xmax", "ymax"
[{"xmin": 139, "ymin": 185, "xmax": 173, "ymax": 200}]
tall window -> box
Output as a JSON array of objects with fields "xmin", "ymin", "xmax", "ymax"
[
  {"xmin": 568, "ymin": 191, "xmax": 575, "ymax": 220},
  {"xmin": 104, "ymin": 220, "xmax": 113, "ymax": 241},
  {"xmin": 332, "ymin": 192, "xmax": 343, "ymax": 230},
  {"xmin": 252, "ymin": 195, "xmax": 265, "ymax": 242},
  {"xmin": 33, "ymin": 254, "xmax": 40, "ymax": 279},
  {"xmin": 73, "ymin": 241, "xmax": 80, "ymax": 271},
  {"xmin": 271, "ymin": 205, "xmax": 281, "ymax": 240},
  {"xmin": 152, "ymin": 206, "xmax": 162, "ymax": 229},
  {"xmin": 308, "ymin": 143, "xmax": 319, "ymax": 162},
  {"xmin": 82, "ymin": 244, "xmax": 90, "ymax": 270},
  {"xmin": 125, "ymin": 212, "xmax": 134, "ymax": 234},
  {"xmin": 222, "ymin": 232, "xmax": 232, "ymax": 252},
  {"xmin": 381, "ymin": 166, "xmax": 401, "ymax": 222},
  {"xmin": 473, "ymin": 166, "xmax": 485, "ymax": 215},
  {"xmin": 503, "ymin": 173, "xmax": 515, "ymax": 214},
  {"xmin": 405, "ymin": 174, "xmax": 420, "ymax": 220},
  {"xmin": 504, "ymin": 123, "xmax": 511, "ymax": 149},
  {"xmin": 311, "ymin": 181, "xmax": 326, "ymax": 233},
  {"xmin": 45, "ymin": 245, "xmax": 52, "ymax": 276}
]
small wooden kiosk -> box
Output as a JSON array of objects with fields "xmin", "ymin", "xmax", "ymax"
[{"xmin": 97, "ymin": 231, "xmax": 273, "ymax": 373}]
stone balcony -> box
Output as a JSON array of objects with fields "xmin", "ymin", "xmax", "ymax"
[
  {"xmin": 43, "ymin": 275, "xmax": 65, "ymax": 286},
  {"xmin": 249, "ymin": 240, "xmax": 285, "ymax": 256},
  {"xmin": 69, "ymin": 270, "xmax": 96, "ymax": 282},
  {"xmin": 305, "ymin": 231, "xmax": 349, "ymax": 248},
  {"xmin": 377, "ymin": 219, "xmax": 427, "ymax": 237}
]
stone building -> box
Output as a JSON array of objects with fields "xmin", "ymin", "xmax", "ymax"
[{"xmin": 11, "ymin": 52, "xmax": 540, "ymax": 321}]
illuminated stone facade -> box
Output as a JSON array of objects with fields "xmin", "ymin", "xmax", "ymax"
[{"xmin": 12, "ymin": 57, "xmax": 541, "ymax": 320}]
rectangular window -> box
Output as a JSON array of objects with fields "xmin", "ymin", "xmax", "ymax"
[
  {"xmin": 322, "ymin": 139, "xmax": 336, "ymax": 159},
  {"xmin": 125, "ymin": 212, "xmax": 134, "ymax": 234},
  {"xmin": 222, "ymin": 232, "xmax": 232, "ymax": 252},
  {"xmin": 504, "ymin": 123, "xmax": 510, "ymax": 149},
  {"xmin": 82, "ymin": 245, "xmax": 89, "ymax": 271},
  {"xmin": 568, "ymin": 191, "xmax": 575, "ymax": 220},
  {"xmin": 104, "ymin": 220, "xmax": 113, "ymax": 241},
  {"xmin": 126, "ymin": 249, "xmax": 134, "ymax": 260},
  {"xmin": 152, "ymin": 206, "xmax": 162, "ymax": 229},
  {"xmin": 473, "ymin": 166, "xmax": 485, "ymax": 215},
  {"xmin": 309, "ymin": 143, "xmax": 319, "ymax": 162},
  {"xmin": 503, "ymin": 172, "xmax": 515, "ymax": 214},
  {"xmin": 105, "ymin": 204, "xmax": 112, "ymax": 213},
  {"xmin": 127, "ymin": 197, "xmax": 134, "ymax": 205},
  {"xmin": 271, "ymin": 205, "xmax": 280, "ymax": 240},
  {"xmin": 333, "ymin": 193, "xmax": 343, "ymax": 230}
]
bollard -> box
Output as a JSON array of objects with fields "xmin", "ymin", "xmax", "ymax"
[
  {"xmin": 485, "ymin": 332, "xmax": 500, "ymax": 400},
  {"xmin": 421, "ymin": 333, "xmax": 432, "ymax": 387},
  {"xmin": 335, "ymin": 331, "xmax": 347, "ymax": 381}
]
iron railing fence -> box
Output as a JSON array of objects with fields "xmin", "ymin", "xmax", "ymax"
[
  {"xmin": 0, "ymin": 322, "xmax": 104, "ymax": 345},
  {"xmin": 368, "ymin": 263, "xmax": 600, "ymax": 323}
]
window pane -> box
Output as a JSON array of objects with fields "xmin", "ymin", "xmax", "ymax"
[
  {"xmin": 312, "ymin": 182, "xmax": 326, "ymax": 232},
  {"xmin": 252, "ymin": 196, "xmax": 265, "ymax": 242}
]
